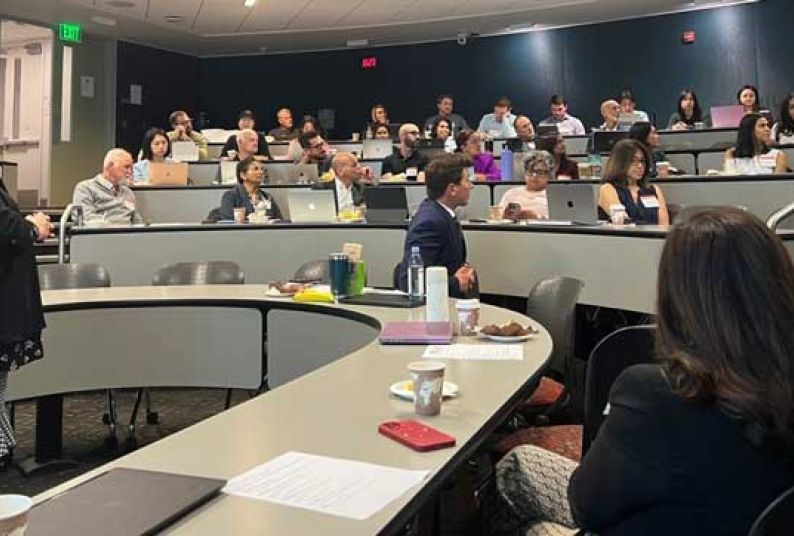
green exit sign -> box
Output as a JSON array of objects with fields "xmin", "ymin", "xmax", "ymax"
[{"xmin": 59, "ymin": 23, "xmax": 82, "ymax": 43}]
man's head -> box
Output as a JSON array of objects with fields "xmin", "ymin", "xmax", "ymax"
[
  {"xmin": 331, "ymin": 152, "xmax": 366, "ymax": 185},
  {"xmin": 618, "ymin": 90, "xmax": 636, "ymax": 114},
  {"xmin": 398, "ymin": 123, "xmax": 422, "ymax": 150},
  {"xmin": 102, "ymin": 149, "xmax": 133, "ymax": 185},
  {"xmin": 493, "ymin": 97, "xmax": 511, "ymax": 122},
  {"xmin": 236, "ymin": 129, "xmax": 259, "ymax": 156},
  {"xmin": 437, "ymin": 94, "xmax": 454, "ymax": 116},
  {"xmin": 238, "ymin": 109, "xmax": 255, "ymax": 130},
  {"xmin": 549, "ymin": 95, "xmax": 568, "ymax": 121},
  {"xmin": 514, "ymin": 115, "xmax": 535, "ymax": 141},
  {"xmin": 600, "ymin": 99, "xmax": 621, "ymax": 124},
  {"xmin": 299, "ymin": 130, "xmax": 326, "ymax": 161},
  {"xmin": 425, "ymin": 153, "xmax": 474, "ymax": 208},
  {"xmin": 276, "ymin": 108, "xmax": 293, "ymax": 129},
  {"xmin": 169, "ymin": 111, "xmax": 193, "ymax": 134}
]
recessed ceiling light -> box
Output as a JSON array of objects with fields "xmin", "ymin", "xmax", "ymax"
[
  {"xmin": 244, "ymin": 0, "xmax": 257, "ymax": 6},
  {"xmin": 91, "ymin": 15, "xmax": 117, "ymax": 26},
  {"xmin": 105, "ymin": 0, "xmax": 135, "ymax": 8},
  {"xmin": 164, "ymin": 15, "xmax": 184, "ymax": 23}
]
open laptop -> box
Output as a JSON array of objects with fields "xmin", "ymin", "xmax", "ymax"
[
  {"xmin": 268, "ymin": 143, "xmax": 290, "ymax": 159},
  {"xmin": 363, "ymin": 139, "xmax": 394, "ymax": 160},
  {"xmin": 148, "ymin": 162, "xmax": 188, "ymax": 186},
  {"xmin": 710, "ymin": 105, "xmax": 745, "ymax": 128},
  {"xmin": 219, "ymin": 160, "xmax": 237, "ymax": 184},
  {"xmin": 171, "ymin": 141, "xmax": 200, "ymax": 162},
  {"xmin": 536, "ymin": 125, "xmax": 560, "ymax": 137},
  {"xmin": 592, "ymin": 131, "xmax": 627, "ymax": 154},
  {"xmin": 288, "ymin": 189, "xmax": 337, "ymax": 223},
  {"xmin": 365, "ymin": 186, "xmax": 409, "ymax": 224},
  {"xmin": 262, "ymin": 163, "xmax": 319, "ymax": 185},
  {"xmin": 547, "ymin": 182, "xmax": 600, "ymax": 225},
  {"xmin": 293, "ymin": 163, "xmax": 320, "ymax": 184}
]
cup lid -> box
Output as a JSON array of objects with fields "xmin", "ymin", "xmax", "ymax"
[
  {"xmin": 408, "ymin": 360, "xmax": 445, "ymax": 372},
  {"xmin": 455, "ymin": 299, "xmax": 480, "ymax": 310},
  {"xmin": 0, "ymin": 495, "xmax": 32, "ymax": 521}
]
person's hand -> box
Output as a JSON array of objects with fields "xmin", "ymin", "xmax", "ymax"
[
  {"xmin": 454, "ymin": 264, "xmax": 476, "ymax": 292},
  {"xmin": 475, "ymin": 173, "xmax": 487, "ymax": 182},
  {"xmin": 671, "ymin": 122, "xmax": 687, "ymax": 131},
  {"xmin": 519, "ymin": 209, "xmax": 538, "ymax": 220},
  {"xmin": 175, "ymin": 125, "xmax": 188, "ymax": 139},
  {"xmin": 26, "ymin": 212, "xmax": 52, "ymax": 241}
]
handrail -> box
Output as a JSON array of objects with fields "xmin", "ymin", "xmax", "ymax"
[
  {"xmin": 57, "ymin": 203, "xmax": 81, "ymax": 264},
  {"xmin": 766, "ymin": 201, "xmax": 794, "ymax": 231}
]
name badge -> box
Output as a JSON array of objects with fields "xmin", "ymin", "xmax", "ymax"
[
  {"xmin": 406, "ymin": 167, "xmax": 418, "ymax": 177},
  {"xmin": 557, "ymin": 175, "xmax": 572, "ymax": 181},
  {"xmin": 759, "ymin": 154, "xmax": 777, "ymax": 169},
  {"xmin": 640, "ymin": 196, "xmax": 659, "ymax": 208}
]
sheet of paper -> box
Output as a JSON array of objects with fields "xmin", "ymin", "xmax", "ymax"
[
  {"xmin": 223, "ymin": 451, "xmax": 428, "ymax": 520},
  {"xmin": 422, "ymin": 343, "xmax": 523, "ymax": 361}
]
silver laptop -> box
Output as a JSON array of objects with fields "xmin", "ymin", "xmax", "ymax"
[
  {"xmin": 293, "ymin": 164, "xmax": 319, "ymax": 184},
  {"xmin": 288, "ymin": 189, "xmax": 337, "ymax": 223},
  {"xmin": 547, "ymin": 183, "xmax": 600, "ymax": 225},
  {"xmin": 362, "ymin": 139, "xmax": 394, "ymax": 160},
  {"xmin": 171, "ymin": 141, "xmax": 200, "ymax": 162},
  {"xmin": 269, "ymin": 142, "xmax": 290, "ymax": 159},
  {"xmin": 263, "ymin": 163, "xmax": 319, "ymax": 185},
  {"xmin": 361, "ymin": 160, "xmax": 383, "ymax": 179}
]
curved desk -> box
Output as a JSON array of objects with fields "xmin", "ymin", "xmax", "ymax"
[{"xmin": 29, "ymin": 286, "xmax": 550, "ymax": 535}]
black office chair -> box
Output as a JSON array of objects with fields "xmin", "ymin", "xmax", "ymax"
[
  {"xmin": 582, "ymin": 324, "xmax": 656, "ymax": 454},
  {"xmin": 128, "ymin": 261, "xmax": 245, "ymax": 446},
  {"xmin": 37, "ymin": 264, "xmax": 119, "ymax": 446},
  {"xmin": 748, "ymin": 485, "xmax": 794, "ymax": 536},
  {"xmin": 292, "ymin": 259, "xmax": 329, "ymax": 284}
]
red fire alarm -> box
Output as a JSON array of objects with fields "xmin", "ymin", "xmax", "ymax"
[
  {"xmin": 361, "ymin": 56, "xmax": 377, "ymax": 69},
  {"xmin": 682, "ymin": 31, "xmax": 696, "ymax": 44}
]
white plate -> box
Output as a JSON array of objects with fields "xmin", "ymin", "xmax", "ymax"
[
  {"xmin": 390, "ymin": 380, "xmax": 459, "ymax": 401},
  {"xmin": 265, "ymin": 284, "xmax": 303, "ymax": 298},
  {"xmin": 478, "ymin": 332, "xmax": 535, "ymax": 343}
]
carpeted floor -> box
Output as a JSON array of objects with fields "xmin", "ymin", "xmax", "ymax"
[{"xmin": 0, "ymin": 388, "xmax": 249, "ymax": 497}]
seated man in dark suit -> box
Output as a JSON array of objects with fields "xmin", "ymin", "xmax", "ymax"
[
  {"xmin": 312, "ymin": 152, "xmax": 368, "ymax": 211},
  {"xmin": 397, "ymin": 153, "xmax": 477, "ymax": 298}
]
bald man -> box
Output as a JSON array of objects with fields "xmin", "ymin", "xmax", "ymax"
[
  {"xmin": 268, "ymin": 108, "xmax": 299, "ymax": 140},
  {"xmin": 599, "ymin": 99, "xmax": 621, "ymax": 131},
  {"xmin": 381, "ymin": 123, "xmax": 429, "ymax": 182},
  {"xmin": 312, "ymin": 152, "xmax": 368, "ymax": 211},
  {"xmin": 72, "ymin": 149, "xmax": 142, "ymax": 224}
]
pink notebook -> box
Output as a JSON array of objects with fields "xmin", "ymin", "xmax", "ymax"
[{"xmin": 379, "ymin": 321, "xmax": 453, "ymax": 345}]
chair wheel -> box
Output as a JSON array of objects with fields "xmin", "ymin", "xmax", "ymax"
[{"xmin": 146, "ymin": 412, "xmax": 159, "ymax": 425}]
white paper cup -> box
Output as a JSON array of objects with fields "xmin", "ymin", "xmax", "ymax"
[
  {"xmin": 408, "ymin": 361, "xmax": 445, "ymax": 416},
  {"xmin": 0, "ymin": 495, "xmax": 32, "ymax": 536},
  {"xmin": 233, "ymin": 207, "xmax": 247, "ymax": 224},
  {"xmin": 455, "ymin": 299, "xmax": 480, "ymax": 336},
  {"xmin": 609, "ymin": 204, "xmax": 627, "ymax": 225}
]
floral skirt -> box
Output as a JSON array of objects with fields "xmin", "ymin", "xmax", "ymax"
[{"xmin": 0, "ymin": 337, "xmax": 44, "ymax": 372}]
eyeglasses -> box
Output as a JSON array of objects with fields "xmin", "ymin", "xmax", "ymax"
[
  {"xmin": 309, "ymin": 143, "xmax": 324, "ymax": 150},
  {"xmin": 526, "ymin": 170, "xmax": 550, "ymax": 177},
  {"xmin": 404, "ymin": 130, "xmax": 421, "ymax": 136}
]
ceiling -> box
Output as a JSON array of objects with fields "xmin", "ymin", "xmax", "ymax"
[{"xmin": 0, "ymin": 0, "xmax": 758, "ymax": 57}]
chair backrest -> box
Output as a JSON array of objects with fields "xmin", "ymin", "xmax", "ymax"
[
  {"xmin": 526, "ymin": 277, "xmax": 584, "ymax": 378},
  {"xmin": 748, "ymin": 485, "xmax": 794, "ymax": 536},
  {"xmin": 582, "ymin": 324, "xmax": 656, "ymax": 455},
  {"xmin": 38, "ymin": 263, "xmax": 111, "ymax": 290},
  {"xmin": 292, "ymin": 259, "xmax": 329, "ymax": 284},
  {"xmin": 392, "ymin": 262, "xmax": 401, "ymax": 290},
  {"xmin": 152, "ymin": 261, "xmax": 244, "ymax": 286}
]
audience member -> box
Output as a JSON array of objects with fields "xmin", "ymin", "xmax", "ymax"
[
  {"xmin": 424, "ymin": 94, "xmax": 470, "ymax": 137},
  {"xmin": 513, "ymin": 115, "xmax": 536, "ymax": 146},
  {"xmin": 737, "ymin": 84, "xmax": 761, "ymax": 114},
  {"xmin": 430, "ymin": 117, "xmax": 457, "ymax": 153},
  {"xmin": 287, "ymin": 116, "xmax": 330, "ymax": 161},
  {"xmin": 772, "ymin": 93, "xmax": 794, "ymax": 145},
  {"xmin": 268, "ymin": 108, "xmax": 299, "ymax": 140},
  {"xmin": 133, "ymin": 128, "xmax": 171, "ymax": 182},
  {"xmin": 221, "ymin": 110, "xmax": 272, "ymax": 159},
  {"xmin": 369, "ymin": 104, "xmax": 389, "ymax": 132},
  {"xmin": 456, "ymin": 130, "xmax": 500, "ymax": 182},
  {"xmin": 219, "ymin": 157, "xmax": 282, "ymax": 221},
  {"xmin": 297, "ymin": 130, "xmax": 333, "ymax": 174},
  {"xmin": 724, "ymin": 113, "xmax": 788, "ymax": 175},
  {"xmin": 382, "ymin": 123, "xmax": 429, "ymax": 182},
  {"xmin": 598, "ymin": 139, "xmax": 669, "ymax": 224},
  {"xmin": 397, "ymin": 153, "xmax": 476, "ymax": 298},
  {"xmin": 73, "ymin": 149, "xmax": 142, "ymax": 224},
  {"xmin": 536, "ymin": 135, "xmax": 580, "ymax": 180},
  {"xmin": 167, "ymin": 111, "xmax": 209, "ymax": 160},
  {"xmin": 230, "ymin": 129, "xmax": 268, "ymax": 162},
  {"xmin": 495, "ymin": 206, "xmax": 794, "ymax": 534},
  {"xmin": 313, "ymin": 152, "xmax": 367, "ymax": 211},
  {"xmin": 617, "ymin": 89, "xmax": 650, "ymax": 122},
  {"xmin": 539, "ymin": 95, "xmax": 586, "ymax": 136},
  {"xmin": 598, "ymin": 100, "xmax": 621, "ymax": 131},
  {"xmin": 627, "ymin": 122, "xmax": 669, "ymax": 177},
  {"xmin": 667, "ymin": 89, "xmax": 708, "ymax": 130},
  {"xmin": 477, "ymin": 97, "xmax": 516, "ymax": 139},
  {"xmin": 498, "ymin": 151, "xmax": 552, "ymax": 220},
  {"xmin": 373, "ymin": 123, "xmax": 392, "ymax": 139}
]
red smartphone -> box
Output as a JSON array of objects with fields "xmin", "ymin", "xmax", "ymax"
[{"xmin": 378, "ymin": 420, "xmax": 456, "ymax": 452}]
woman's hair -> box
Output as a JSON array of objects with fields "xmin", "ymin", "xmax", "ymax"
[
  {"xmin": 627, "ymin": 122, "xmax": 654, "ymax": 147},
  {"xmin": 299, "ymin": 115, "xmax": 324, "ymax": 137},
  {"xmin": 737, "ymin": 84, "xmax": 760, "ymax": 112},
  {"xmin": 777, "ymin": 94, "xmax": 794, "ymax": 138},
  {"xmin": 372, "ymin": 122, "xmax": 390, "ymax": 137},
  {"xmin": 140, "ymin": 128, "xmax": 170, "ymax": 161},
  {"xmin": 657, "ymin": 207, "xmax": 794, "ymax": 456},
  {"xmin": 522, "ymin": 150, "xmax": 554, "ymax": 173},
  {"xmin": 235, "ymin": 156, "xmax": 258, "ymax": 184},
  {"xmin": 601, "ymin": 138, "xmax": 651, "ymax": 188},
  {"xmin": 430, "ymin": 117, "xmax": 452, "ymax": 139},
  {"xmin": 535, "ymin": 135, "xmax": 565, "ymax": 158},
  {"xmin": 733, "ymin": 113, "xmax": 767, "ymax": 158},
  {"xmin": 677, "ymin": 89, "xmax": 703, "ymax": 123},
  {"xmin": 370, "ymin": 104, "xmax": 388, "ymax": 123},
  {"xmin": 454, "ymin": 129, "xmax": 476, "ymax": 152}
]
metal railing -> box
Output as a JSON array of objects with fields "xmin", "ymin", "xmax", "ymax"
[
  {"xmin": 57, "ymin": 204, "xmax": 82, "ymax": 264},
  {"xmin": 766, "ymin": 202, "xmax": 794, "ymax": 231}
]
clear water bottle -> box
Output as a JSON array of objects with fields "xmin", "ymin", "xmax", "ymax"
[
  {"xmin": 407, "ymin": 246, "xmax": 425, "ymax": 303},
  {"xmin": 500, "ymin": 145, "xmax": 513, "ymax": 181}
]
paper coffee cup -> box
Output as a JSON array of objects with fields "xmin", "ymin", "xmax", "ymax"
[
  {"xmin": 0, "ymin": 495, "xmax": 32, "ymax": 536},
  {"xmin": 408, "ymin": 361, "xmax": 445, "ymax": 416},
  {"xmin": 609, "ymin": 204, "xmax": 627, "ymax": 225},
  {"xmin": 455, "ymin": 299, "xmax": 480, "ymax": 336},
  {"xmin": 233, "ymin": 207, "xmax": 247, "ymax": 224},
  {"xmin": 488, "ymin": 205, "xmax": 502, "ymax": 220}
]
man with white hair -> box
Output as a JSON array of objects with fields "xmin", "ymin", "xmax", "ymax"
[
  {"xmin": 381, "ymin": 123, "xmax": 429, "ymax": 182},
  {"xmin": 72, "ymin": 149, "xmax": 142, "ymax": 224},
  {"xmin": 598, "ymin": 99, "xmax": 621, "ymax": 131},
  {"xmin": 231, "ymin": 129, "xmax": 267, "ymax": 162}
]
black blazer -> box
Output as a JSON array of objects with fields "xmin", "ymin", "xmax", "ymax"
[
  {"xmin": 569, "ymin": 364, "xmax": 793, "ymax": 535},
  {"xmin": 311, "ymin": 179, "xmax": 365, "ymax": 210},
  {"xmin": 398, "ymin": 198, "xmax": 469, "ymax": 298},
  {"xmin": 219, "ymin": 184, "xmax": 282, "ymax": 221},
  {"xmin": 0, "ymin": 180, "xmax": 44, "ymax": 342},
  {"xmin": 220, "ymin": 133, "xmax": 272, "ymax": 160}
]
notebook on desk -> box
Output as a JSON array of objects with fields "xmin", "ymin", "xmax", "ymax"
[
  {"xmin": 28, "ymin": 468, "xmax": 224, "ymax": 536},
  {"xmin": 379, "ymin": 321, "xmax": 453, "ymax": 344}
]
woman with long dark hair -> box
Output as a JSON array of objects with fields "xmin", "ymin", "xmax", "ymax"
[
  {"xmin": 667, "ymin": 89, "xmax": 708, "ymax": 130},
  {"xmin": 430, "ymin": 117, "xmax": 457, "ymax": 153},
  {"xmin": 493, "ymin": 207, "xmax": 794, "ymax": 535},
  {"xmin": 627, "ymin": 122, "xmax": 669, "ymax": 177},
  {"xmin": 133, "ymin": 128, "xmax": 171, "ymax": 182},
  {"xmin": 724, "ymin": 113, "xmax": 788, "ymax": 174},
  {"xmin": 772, "ymin": 93, "xmax": 794, "ymax": 145},
  {"xmin": 535, "ymin": 135, "xmax": 579, "ymax": 180},
  {"xmin": 737, "ymin": 84, "xmax": 761, "ymax": 114}
]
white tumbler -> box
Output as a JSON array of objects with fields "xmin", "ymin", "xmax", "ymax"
[{"xmin": 425, "ymin": 266, "xmax": 449, "ymax": 322}]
